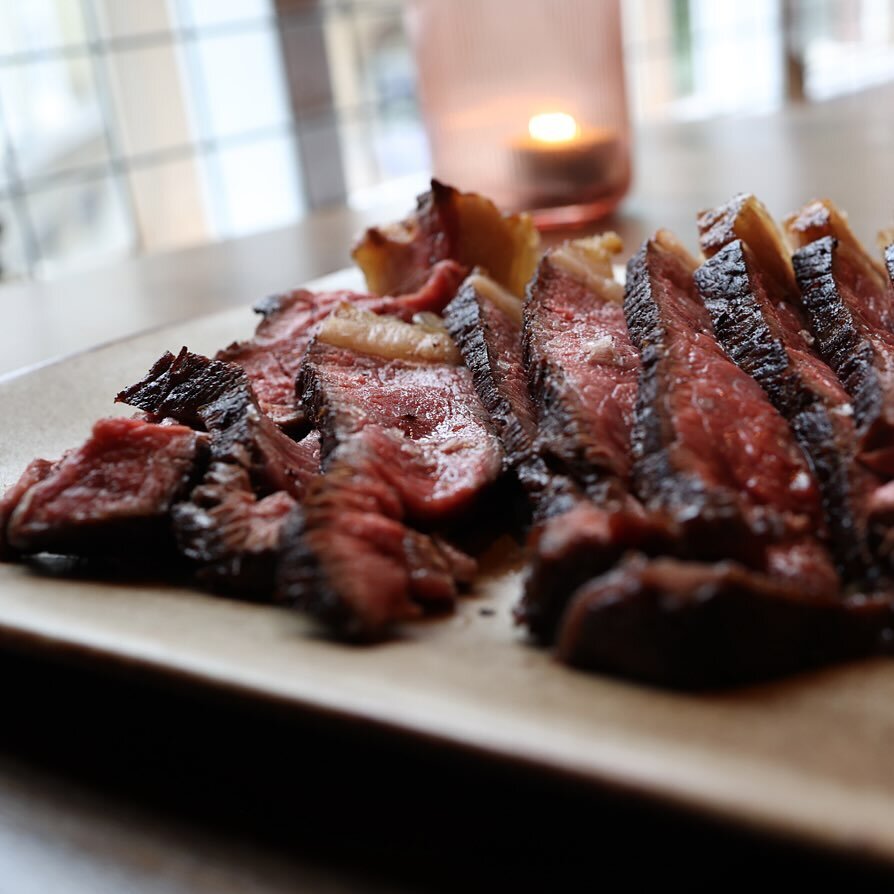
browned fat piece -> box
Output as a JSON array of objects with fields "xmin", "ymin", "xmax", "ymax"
[
  {"xmin": 352, "ymin": 179, "xmax": 540, "ymax": 299},
  {"xmin": 625, "ymin": 230, "xmax": 838, "ymax": 595},
  {"xmin": 788, "ymin": 200, "xmax": 894, "ymax": 476},
  {"xmin": 695, "ymin": 195, "xmax": 877, "ymax": 578}
]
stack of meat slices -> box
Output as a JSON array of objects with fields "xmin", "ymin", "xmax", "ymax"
[{"xmin": 3, "ymin": 179, "xmax": 894, "ymax": 689}]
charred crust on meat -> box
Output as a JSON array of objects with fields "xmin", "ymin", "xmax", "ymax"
[
  {"xmin": 792, "ymin": 237, "xmax": 882, "ymax": 433},
  {"xmin": 695, "ymin": 239, "xmax": 874, "ymax": 578},
  {"xmin": 557, "ymin": 554, "xmax": 891, "ymax": 688}
]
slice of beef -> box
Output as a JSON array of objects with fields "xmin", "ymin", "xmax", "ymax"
[
  {"xmin": 2, "ymin": 417, "xmax": 205, "ymax": 558},
  {"xmin": 279, "ymin": 311, "xmax": 500, "ymax": 638},
  {"xmin": 172, "ymin": 462, "xmax": 299, "ymax": 598},
  {"xmin": 352, "ymin": 179, "xmax": 540, "ymax": 298},
  {"xmin": 625, "ymin": 230, "xmax": 836, "ymax": 592},
  {"xmin": 216, "ymin": 260, "xmax": 466, "ymax": 432},
  {"xmin": 299, "ymin": 311, "xmax": 502, "ymax": 523},
  {"xmin": 524, "ymin": 234, "xmax": 638, "ymax": 504},
  {"xmin": 787, "ymin": 203, "xmax": 894, "ymax": 475},
  {"xmin": 118, "ymin": 348, "xmax": 319, "ymax": 501},
  {"xmin": 557, "ymin": 554, "xmax": 890, "ymax": 689},
  {"xmin": 442, "ymin": 271, "xmax": 575, "ymax": 521},
  {"xmin": 171, "ymin": 418, "xmax": 319, "ymax": 600},
  {"xmin": 695, "ymin": 196, "xmax": 877, "ymax": 577},
  {"xmin": 514, "ymin": 501, "xmax": 672, "ymax": 643},
  {"xmin": 119, "ymin": 349, "xmax": 321, "ymax": 593},
  {"xmin": 277, "ymin": 441, "xmax": 476, "ymax": 641},
  {"xmin": 444, "ymin": 273, "xmax": 537, "ymax": 470},
  {"xmin": 516, "ymin": 236, "xmax": 673, "ymax": 642},
  {"xmin": 787, "ymin": 199, "xmax": 891, "ymax": 287},
  {"xmin": 0, "ymin": 458, "xmax": 57, "ymax": 559}
]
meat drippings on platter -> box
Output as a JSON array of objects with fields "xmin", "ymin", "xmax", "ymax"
[{"xmin": 4, "ymin": 180, "xmax": 894, "ymax": 688}]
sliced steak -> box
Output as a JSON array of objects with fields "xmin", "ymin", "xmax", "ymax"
[
  {"xmin": 444, "ymin": 273, "xmax": 536, "ymax": 470},
  {"xmin": 557, "ymin": 554, "xmax": 890, "ymax": 689},
  {"xmin": 625, "ymin": 230, "xmax": 836, "ymax": 592},
  {"xmin": 518, "ymin": 236, "xmax": 669, "ymax": 642},
  {"xmin": 352, "ymin": 179, "xmax": 540, "ymax": 298},
  {"xmin": 172, "ymin": 462, "xmax": 299, "ymax": 598},
  {"xmin": 515, "ymin": 501, "xmax": 670, "ymax": 643},
  {"xmin": 279, "ymin": 310, "xmax": 501, "ymax": 638},
  {"xmin": 0, "ymin": 458, "xmax": 57, "ymax": 559},
  {"xmin": 217, "ymin": 260, "xmax": 466, "ymax": 432},
  {"xmin": 524, "ymin": 234, "xmax": 638, "ymax": 504},
  {"xmin": 118, "ymin": 348, "xmax": 319, "ymax": 501},
  {"xmin": 299, "ymin": 308, "xmax": 501, "ymax": 522},
  {"xmin": 788, "ymin": 202, "xmax": 894, "ymax": 475},
  {"xmin": 119, "ymin": 349, "xmax": 320, "ymax": 593},
  {"xmin": 277, "ymin": 441, "xmax": 476, "ymax": 641},
  {"xmin": 2, "ymin": 417, "xmax": 205, "ymax": 558},
  {"xmin": 695, "ymin": 195, "xmax": 877, "ymax": 577},
  {"xmin": 443, "ymin": 271, "xmax": 573, "ymax": 519}
]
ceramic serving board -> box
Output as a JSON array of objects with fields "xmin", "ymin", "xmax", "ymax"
[{"xmin": 3, "ymin": 269, "xmax": 894, "ymax": 863}]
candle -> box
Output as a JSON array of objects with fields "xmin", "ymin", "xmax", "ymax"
[{"xmin": 509, "ymin": 112, "xmax": 624, "ymax": 208}]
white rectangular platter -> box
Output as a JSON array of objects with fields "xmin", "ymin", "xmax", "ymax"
[{"xmin": 3, "ymin": 270, "xmax": 894, "ymax": 863}]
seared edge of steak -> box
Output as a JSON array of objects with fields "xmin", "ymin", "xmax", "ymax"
[
  {"xmin": 786, "ymin": 199, "xmax": 890, "ymax": 285},
  {"xmin": 117, "ymin": 347, "xmax": 246, "ymax": 430},
  {"xmin": 172, "ymin": 462, "xmax": 299, "ymax": 598},
  {"xmin": 557, "ymin": 554, "xmax": 891, "ymax": 688},
  {"xmin": 515, "ymin": 501, "xmax": 672, "ymax": 643},
  {"xmin": 276, "ymin": 443, "xmax": 475, "ymax": 641},
  {"xmin": 695, "ymin": 238, "xmax": 875, "ymax": 577},
  {"xmin": 444, "ymin": 272, "xmax": 536, "ymax": 470},
  {"xmin": 625, "ymin": 231, "xmax": 831, "ymax": 584},
  {"xmin": 790, "ymin": 237, "xmax": 885, "ymax": 439}
]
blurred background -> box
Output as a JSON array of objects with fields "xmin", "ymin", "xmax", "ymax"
[{"xmin": 0, "ymin": 0, "xmax": 892, "ymax": 282}]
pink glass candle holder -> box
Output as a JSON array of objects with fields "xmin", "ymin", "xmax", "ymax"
[{"xmin": 405, "ymin": 0, "xmax": 631, "ymax": 228}]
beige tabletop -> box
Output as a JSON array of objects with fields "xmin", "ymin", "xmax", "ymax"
[{"xmin": 1, "ymin": 82, "xmax": 894, "ymax": 890}]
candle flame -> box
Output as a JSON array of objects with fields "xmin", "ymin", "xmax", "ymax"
[{"xmin": 528, "ymin": 112, "xmax": 580, "ymax": 144}]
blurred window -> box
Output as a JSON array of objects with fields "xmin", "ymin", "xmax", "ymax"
[{"xmin": 0, "ymin": 0, "xmax": 892, "ymax": 282}]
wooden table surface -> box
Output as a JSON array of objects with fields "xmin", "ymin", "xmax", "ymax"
[{"xmin": 1, "ymin": 83, "xmax": 894, "ymax": 890}]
